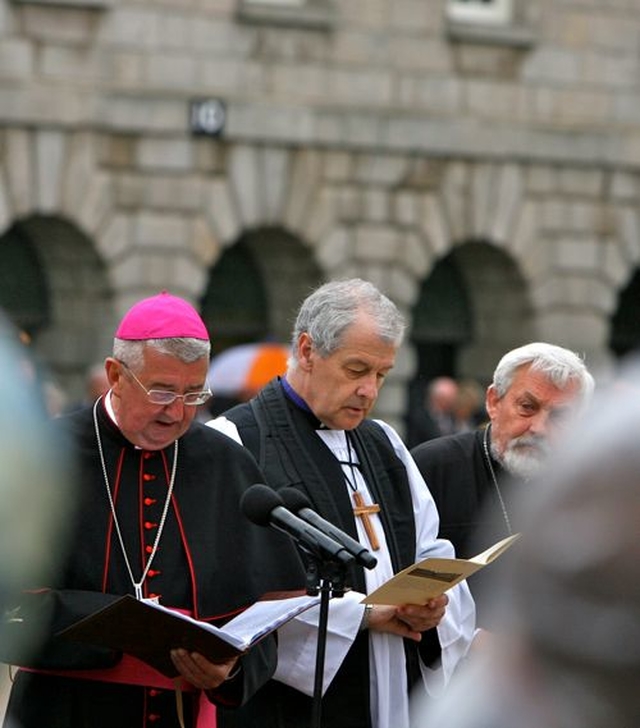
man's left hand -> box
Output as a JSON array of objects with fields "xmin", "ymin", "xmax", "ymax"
[
  {"xmin": 396, "ymin": 594, "xmax": 448, "ymax": 632},
  {"xmin": 170, "ymin": 649, "xmax": 240, "ymax": 690}
]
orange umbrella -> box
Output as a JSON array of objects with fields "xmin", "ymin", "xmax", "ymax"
[{"xmin": 208, "ymin": 342, "xmax": 290, "ymax": 397}]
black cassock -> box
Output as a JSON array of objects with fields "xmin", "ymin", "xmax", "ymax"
[
  {"xmin": 3, "ymin": 400, "xmax": 305, "ymax": 728},
  {"xmin": 411, "ymin": 427, "xmax": 520, "ymax": 629}
]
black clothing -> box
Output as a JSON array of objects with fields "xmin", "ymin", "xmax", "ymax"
[
  {"xmin": 3, "ymin": 401, "xmax": 305, "ymax": 728},
  {"xmin": 411, "ymin": 428, "xmax": 519, "ymax": 628},
  {"xmin": 217, "ymin": 379, "xmax": 441, "ymax": 728}
]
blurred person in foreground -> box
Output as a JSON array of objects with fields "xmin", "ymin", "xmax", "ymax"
[
  {"xmin": 0, "ymin": 315, "xmax": 71, "ymax": 723},
  {"xmin": 411, "ymin": 343, "xmax": 594, "ymax": 626},
  {"xmin": 1, "ymin": 292, "xmax": 304, "ymax": 728},
  {"xmin": 209, "ymin": 279, "xmax": 476, "ymax": 728},
  {"xmin": 411, "ymin": 369, "xmax": 640, "ymax": 728}
]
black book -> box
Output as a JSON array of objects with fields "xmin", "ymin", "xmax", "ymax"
[{"xmin": 58, "ymin": 593, "xmax": 320, "ymax": 678}]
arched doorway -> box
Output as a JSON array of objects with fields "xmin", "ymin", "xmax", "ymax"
[
  {"xmin": 609, "ymin": 268, "xmax": 640, "ymax": 359},
  {"xmin": 0, "ymin": 216, "xmax": 113, "ymax": 404},
  {"xmin": 408, "ymin": 240, "xmax": 533, "ymax": 445}
]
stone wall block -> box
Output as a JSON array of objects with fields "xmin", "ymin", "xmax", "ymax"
[
  {"xmin": 5, "ymin": 129, "xmax": 33, "ymax": 216},
  {"xmin": 470, "ymin": 163, "xmax": 494, "ymax": 239},
  {"xmin": 96, "ymin": 213, "xmax": 133, "ymax": 262},
  {"xmin": 0, "ymin": 171, "xmax": 11, "ymax": 234},
  {"xmin": 354, "ymin": 154, "xmax": 408, "ymax": 186},
  {"xmin": 614, "ymin": 206, "xmax": 640, "ymax": 265},
  {"xmin": 21, "ymin": 5, "xmax": 99, "ymax": 44},
  {"xmin": 525, "ymin": 165, "xmax": 558, "ymax": 195},
  {"xmin": 442, "ymin": 161, "xmax": 470, "ymax": 243},
  {"xmin": 229, "ymin": 144, "xmax": 262, "ymax": 228},
  {"xmin": 262, "ymin": 147, "xmax": 290, "ymax": 224},
  {"xmin": 556, "ymin": 234, "xmax": 599, "ymax": 272},
  {"xmin": 134, "ymin": 212, "xmax": 188, "ymax": 249},
  {"xmin": 323, "ymin": 151, "xmax": 352, "ymax": 183},
  {"xmin": 98, "ymin": 8, "xmax": 160, "ymax": 50},
  {"xmin": 354, "ymin": 224, "xmax": 399, "ymax": 262},
  {"xmin": 519, "ymin": 235, "xmax": 553, "ymax": 280},
  {"xmin": 393, "ymin": 190, "xmax": 418, "ymax": 226},
  {"xmin": 110, "ymin": 251, "xmax": 195, "ymax": 295},
  {"xmin": 171, "ymin": 255, "xmax": 208, "ymax": 298},
  {"xmin": 36, "ymin": 129, "xmax": 66, "ymax": 213},
  {"xmin": 76, "ymin": 173, "xmax": 112, "ymax": 237},
  {"xmin": 537, "ymin": 311, "xmax": 608, "ymax": 350},
  {"xmin": 388, "ymin": 265, "xmax": 418, "ymax": 308},
  {"xmin": 303, "ymin": 187, "xmax": 339, "ymax": 247},
  {"xmin": 316, "ymin": 226, "xmax": 352, "ymax": 271},
  {"xmin": 610, "ymin": 171, "xmax": 639, "ymax": 201},
  {"xmin": 204, "ymin": 178, "xmax": 241, "ymax": 245},
  {"xmin": 402, "ymin": 230, "xmax": 431, "ymax": 280},
  {"xmin": 137, "ymin": 137, "xmax": 193, "ymax": 172},
  {"xmin": 283, "ymin": 149, "xmax": 323, "ymax": 235},
  {"xmin": 144, "ymin": 176, "xmax": 204, "ymax": 213},
  {"xmin": 491, "ymin": 163, "xmax": 523, "ymax": 246},
  {"xmin": 602, "ymin": 236, "xmax": 631, "ymax": 289},
  {"xmin": 337, "ymin": 185, "xmax": 361, "ymax": 222},
  {"xmin": 62, "ymin": 132, "xmax": 96, "ymax": 218},
  {"xmin": 420, "ymin": 193, "xmax": 450, "ymax": 256},
  {"xmin": 509, "ymin": 199, "xmax": 537, "ymax": 258},
  {"xmin": 362, "ymin": 187, "xmax": 389, "ymax": 223},
  {"xmin": 558, "ymin": 167, "xmax": 604, "ymax": 197},
  {"xmin": 189, "ymin": 216, "xmax": 221, "ymax": 268},
  {"xmin": 0, "ymin": 39, "xmax": 34, "ymax": 80}
]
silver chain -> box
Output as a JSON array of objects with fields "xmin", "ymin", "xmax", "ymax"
[
  {"xmin": 92, "ymin": 399, "xmax": 178, "ymax": 600},
  {"xmin": 482, "ymin": 424, "xmax": 513, "ymax": 535}
]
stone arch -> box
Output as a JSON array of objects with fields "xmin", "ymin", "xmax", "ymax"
[
  {"xmin": 0, "ymin": 215, "xmax": 112, "ymax": 401},
  {"xmin": 0, "ymin": 128, "xmax": 118, "ymax": 401},
  {"xmin": 201, "ymin": 226, "xmax": 323, "ymax": 354}
]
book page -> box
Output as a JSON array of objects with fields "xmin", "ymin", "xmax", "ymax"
[{"xmin": 362, "ymin": 533, "xmax": 521, "ymax": 606}]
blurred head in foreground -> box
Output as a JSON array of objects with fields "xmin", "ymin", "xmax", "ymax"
[
  {"xmin": 0, "ymin": 314, "xmax": 71, "ymax": 656},
  {"xmin": 412, "ymin": 363, "xmax": 640, "ymax": 728}
]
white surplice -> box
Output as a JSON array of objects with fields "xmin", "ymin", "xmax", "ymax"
[{"xmin": 208, "ymin": 416, "xmax": 476, "ymax": 728}]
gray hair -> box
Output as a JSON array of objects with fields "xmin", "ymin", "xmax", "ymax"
[
  {"xmin": 492, "ymin": 342, "xmax": 594, "ymax": 405},
  {"xmin": 113, "ymin": 338, "xmax": 210, "ymax": 371},
  {"xmin": 289, "ymin": 278, "xmax": 405, "ymax": 365}
]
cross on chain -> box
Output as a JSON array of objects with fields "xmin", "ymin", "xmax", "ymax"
[{"xmin": 352, "ymin": 491, "xmax": 381, "ymax": 551}]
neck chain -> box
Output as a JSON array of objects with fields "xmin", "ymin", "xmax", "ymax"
[
  {"xmin": 482, "ymin": 424, "xmax": 513, "ymax": 535},
  {"xmin": 92, "ymin": 400, "xmax": 178, "ymax": 600},
  {"xmin": 339, "ymin": 431, "xmax": 360, "ymax": 492}
]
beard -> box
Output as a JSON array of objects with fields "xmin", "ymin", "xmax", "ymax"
[{"xmin": 492, "ymin": 434, "xmax": 551, "ymax": 479}]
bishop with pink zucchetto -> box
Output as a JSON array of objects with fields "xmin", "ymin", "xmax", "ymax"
[{"xmin": 3, "ymin": 292, "xmax": 306, "ymax": 728}]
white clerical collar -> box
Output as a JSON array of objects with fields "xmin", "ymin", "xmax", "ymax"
[{"xmin": 104, "ymin": 389, "xmax": 118, "ymax": 425}]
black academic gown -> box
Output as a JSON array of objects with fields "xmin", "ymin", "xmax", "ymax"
[
  {"xmin": 410, "ymin": 428, "xmax": 519, "ymax": 628},
  {"xmin": 217, "ymin": 379, "xmax": 442, "ymax": 728},
  {"xmin": 2, "ymin": 400, "xmax": 305, "ymax": 728}
]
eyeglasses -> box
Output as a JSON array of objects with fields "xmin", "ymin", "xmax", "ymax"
[{"xmin": 120, "ymin": 362, "xmax": 212, "ymax": 407}]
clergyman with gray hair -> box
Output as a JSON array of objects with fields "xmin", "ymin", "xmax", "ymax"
[{"xmin": 411, "ymin": 342, "xmax": 594, "ymax": 628}]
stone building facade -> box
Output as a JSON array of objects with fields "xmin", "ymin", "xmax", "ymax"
[{"xmin": 1, "ymin": 0, "xmax": 640, "ymax": 431}]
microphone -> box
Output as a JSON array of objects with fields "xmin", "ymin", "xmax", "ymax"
[
  {"xmin": 281, "ymin": 488, "xmax": 377, "ymax": 570},
  {"xmin": 241, "ymin": 484, "xmax": 354, "ymax": 566}
]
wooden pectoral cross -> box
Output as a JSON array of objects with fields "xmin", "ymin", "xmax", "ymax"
[{"xmin": 352, "ymin": 491, "xmax": 381, "ymax": 551}]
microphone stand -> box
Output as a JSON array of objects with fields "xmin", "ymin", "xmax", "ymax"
[{"xmin": 304, "ymin": 550, "xmax": 350, "ymax": 728}]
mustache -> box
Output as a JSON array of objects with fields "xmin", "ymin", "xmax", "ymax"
[{"xmin": 507, "ymin": 434, "xmax": 550, "ymax": 457}]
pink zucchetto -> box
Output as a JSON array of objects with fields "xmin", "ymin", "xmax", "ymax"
[{"xmin": 115, "ymin": 291, "xmax": 209, "ymax": 341}]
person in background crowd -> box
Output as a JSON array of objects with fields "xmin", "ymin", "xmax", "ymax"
[
  {"xmin": 2, "ymin": 292, "xmax": 305, "ymax": 728},
  {"xmin": 412, "ymin": 371, "xmax": 640, "ymax": 728},
  {"xmin": 209, "ymin": 278, "xmax": 476, "ymax": 728},
  {"xmin": 406, "ymin": 376, "xmax": 459, "ymax": 448},
  {"xmin": 451, "ymin": 378, "xmax": 486, "ymax": 434},
  {"xmin": 411, "ymin": 342, "xmax": 594, "ymax": 627}
]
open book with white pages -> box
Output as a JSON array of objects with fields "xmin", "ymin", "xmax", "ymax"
[{"xmin": 58, "ymin": 592, "xmax": 321, "ymax": 677}]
